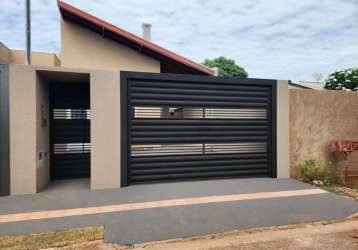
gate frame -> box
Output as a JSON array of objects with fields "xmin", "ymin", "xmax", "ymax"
[
  {"xmin": 0, "ymin": 63, "xmax": 10, "ymax": 196},
  {"xmin": 49, "ymin": 81, "xmax": 91, "ymax": 181},
  {"xmin": 120, "ymin": 71, "xmax": 277, "ymax": 187}
]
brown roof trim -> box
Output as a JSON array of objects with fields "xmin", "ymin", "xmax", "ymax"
[{"xmin": 57, "ymin": 0, "xmax": 214, "ymax": 75}]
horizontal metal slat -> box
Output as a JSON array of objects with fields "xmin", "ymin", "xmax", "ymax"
[
  {"xmin": 52, "ymin": 120, "xmax": 90, "ymax": 127},
  {"xmin": 51, "ymin": 173, "xmax": 90, "ymax": 180},
  {"xmin": 52, "ymin": 167, "xmax": 90, "ymax": 176},
  {"xmin": 52, "ymin": 120, "xmax": 90, "ymax": 143},
  {"xmin": 52, "ymin": 153, "xmax": 90, "ymax": 160},
  {"xmin": 130, "ymin": 169, "xmax": 269, "ymax": 183},
  {"xmin": 53, "ymin": 130, "xmax": 90, "ymax": 135},
  {"xmin": 52, "ymin": 129, "xmax": 90, "ymax": 136},
  {"xmin": 131, "ymin": 129, "xmax": 268, "ymax": 136},
  {"xmin": 53, "ymin": 138, "xmax": 90, "ymax": 144},
  {"xmin": 131, "ymin": 119, "xmax": 269, "ymax": 125},
  {"xmin": 131, "ymin": 136, "xmax": 268, "ymax": 144},
  {"xmin": 130, "ymin": 93, "xmax": 269, "ymax": 104},
  {"xmin": 51, "ymin": 168, "xmax": 90, "ymax": 174},
  {"xmin": 52, "ymin": 153, "xmax": 90, "ymax": 179},
  {"xmin": 131, "ymin": 120, "xmax": 270, "ymax": 134},
  {"xmin": 130, "ymin": 80, "xmax": 272, "ymax": 92},
  {"xmin": 130, "ymin": 86, "xmax": 270, "ymax": 98},
  {"xmin": 51, "ymin": 165, "xmax": 90, "ymax": 172},
  {"xmin": 131, "ymin": 158, "xmax": 267, "ymax": 170},
  {"xmin": 131, "ymin": 125, "xmax": 269, "ymax": 133},
  {"xmin": 131, "ymin": 164, "xmax": 268, "ymax": 175},
  {"xmin": 131, "ymin": 99, "xmax": 268, "ymax": 108},
  {"xmin": 130, "ymin": 152, "xmax": 268, "ymax": 163}
]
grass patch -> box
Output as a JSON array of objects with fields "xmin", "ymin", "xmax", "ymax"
[
  {"xmin": 299, "ymin": 160, "xmax": 344, "ymax": 187},
  {"xmin": 323, "ymin": 185, "xmax": 337, "ymax": 193},
  {"xmin": 0, "ymin": 226, "xmax": 104, "ymax": 250}
]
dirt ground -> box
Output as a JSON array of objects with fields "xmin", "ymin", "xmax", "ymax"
[
  {"xmin": 57, "ymin": 215, "xmax": 358, "ymax": 250},
  {"xmin": 335, "ymin": 186, "xmax": 358, "ymax": 201}
]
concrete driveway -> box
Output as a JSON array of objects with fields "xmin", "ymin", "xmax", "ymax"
[{"xmin": 0, "ymin": 178, "xmax": 357, "ymax": 244}]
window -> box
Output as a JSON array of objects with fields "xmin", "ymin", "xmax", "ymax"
[
  {"xmin": 133, "ymin": 106, "xmax": 267, "ymax": 120},
  {"xmin": 131, "ymin": 143, "xmax": 266, "ymax": 157}
]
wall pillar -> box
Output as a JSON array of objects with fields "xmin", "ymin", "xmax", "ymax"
[
  {"xmin": 90, "ymin": 71, "xmax": 121, "ymax": 189},
  {"xmin": 276, "ymin": 80, "xmax": 290, "ymax": 178},
  {"xmin": 10, "ymin": 65, "xmax": 37, "ymax": 195}
]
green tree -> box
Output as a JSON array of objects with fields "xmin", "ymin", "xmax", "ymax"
[
  {"xmin": 324, "ymin": 67, "xmax": 358, "ymax": 91},
  {"xmin": 202, "ymin": 56, "xmax": 248, "ymax": 78}
]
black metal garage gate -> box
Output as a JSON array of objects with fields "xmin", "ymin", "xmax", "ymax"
[
  {"xmin": 50, "ymin": 82, "xmax": 90, "ymax": 180},
  {"xmin": 121, "ymin": 72, "xmax": 276, "ymax": 186}
]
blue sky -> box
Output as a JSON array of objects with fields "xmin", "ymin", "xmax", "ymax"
[{"xmin": 0, "ymin": 0, "xmax": 357, "ymax": 81}]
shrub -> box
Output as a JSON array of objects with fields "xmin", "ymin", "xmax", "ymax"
[
  {"xmin": 329, "ymin": 167, "xmax": 344, "ymax": 186},
  {"xmin": 299, "ymin": 160, "xmax": 343, "ymax": 186},
  {"xmin": 300, "ymin": 160, "xmax": 329, "ymax": 185}
]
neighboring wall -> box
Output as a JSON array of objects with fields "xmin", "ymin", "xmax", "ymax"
[
  {"xmin": 10, "ymin": 50, "xmax": 61, "ymax": 67},
  {"xmin": 60, "ymin": 19, "xmax": 160, "ymax": 73},
  {"xmin": 0, "ymin": 42, "xmax": 60, "ymax": 67},
  {"xmin": 290, "ymin": 90, "xmax": 358, "ymax": 177},
  {"xmin": 0, "ymin": 42, "xmax": 10, "ymax": 63}
]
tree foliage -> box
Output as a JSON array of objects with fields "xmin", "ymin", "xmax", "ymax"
[
  {"xmin": 202, "ymin": 56, "xmax": 248, "ymax": 78},
  {"xmin": 324, "ymin": 67, "xmax": 358, "ymax": 91}
]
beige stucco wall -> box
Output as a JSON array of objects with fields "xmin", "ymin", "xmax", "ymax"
[
  {"xmin": 60, "ymin": 18, "xmax": 160, "ymax": 73},
  {"xmin": 36, "ymin": 75, "xmax": 50, "ymax": 192},
  {"xmin": 10, "ymin": 50, "xmax": 60, "ymax": 67},
  {"xmin": 9, "ymin": 64, "xmax": 122, "ymax": 194},
  {"xmin": 290, "ymin": 90, "xmax": 358, "ymax": 177},
  {"xmin": 277, "ymin": 80, "xmax": 290, "ymax": 178},
  {"xmin": 0, "ymin": 42, "xmax": 60, "ymax": 66},
  {"xmin": 0, "ymin": 42, "xmax": 10, "ymax": 63},
  {"xmin": 54, "ymin": 55, "xmax": 61, "ymax": 67},
  {"xmin": 10, "ymin": 65, "xmax": 37, "ymax": 195},
  {"xmin": 90, "ymin": 71, "xmax": 121, "ymax": 189}
]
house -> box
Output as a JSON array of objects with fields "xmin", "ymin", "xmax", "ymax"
[
  {"xmin": 0, "ymin": 1, "xmax": 213, "ymax": 75},
  {"xmin": 0, "ymin": 1, "xmax": 289, "ymax": 196}
]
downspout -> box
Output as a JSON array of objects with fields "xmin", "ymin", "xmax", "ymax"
[{"xmin": 25, "ymin": 0, "xmax": 31, "ymax": 64}]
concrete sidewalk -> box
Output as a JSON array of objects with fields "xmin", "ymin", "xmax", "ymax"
[
  {"xmin": 0, "ymin": 178, "xmax": 316, "ymax": 214},
  {"xmin": 0, "ymin": 178, "xmax": 357, "ymax": 244}
]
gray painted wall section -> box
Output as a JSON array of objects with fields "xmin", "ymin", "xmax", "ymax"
[{"xmin": 0, "ymin": 63, "xmax": 10, "ymax": 196}]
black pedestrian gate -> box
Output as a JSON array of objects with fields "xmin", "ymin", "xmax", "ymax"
[
  {"xmin": 121, "ymin": 72, "xmax": 276, "ymax": 186},
  {"xmin": 50, "ymin": 82, "xmax": 90, "ymax": 180}
]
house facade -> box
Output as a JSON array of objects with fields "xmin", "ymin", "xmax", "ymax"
[{"xmin": 0, "ymin": 1, "xmax": 289, "ymax": 196}]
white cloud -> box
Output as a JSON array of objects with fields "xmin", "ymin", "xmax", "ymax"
[{"xmin": 0, "ymin": 0, "xmax": 357, "ymax": 81}]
